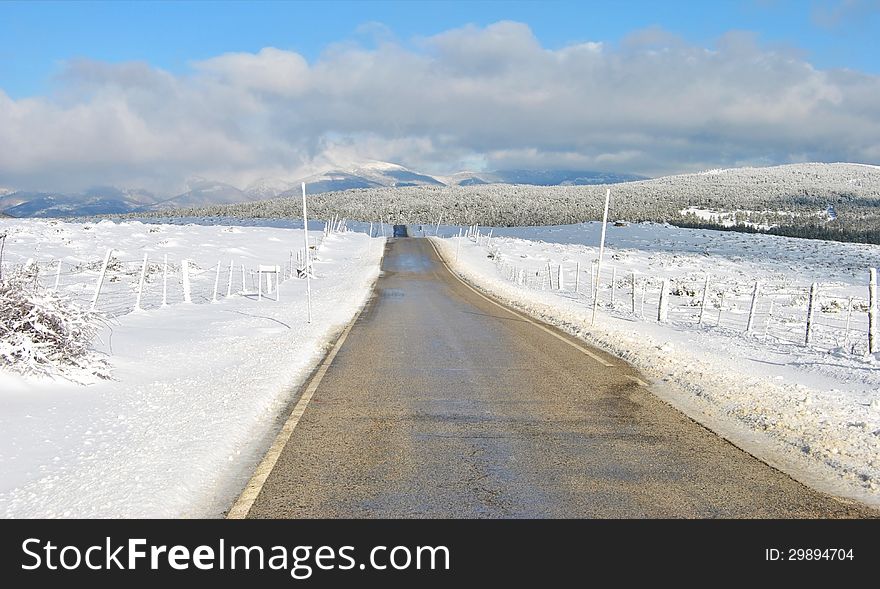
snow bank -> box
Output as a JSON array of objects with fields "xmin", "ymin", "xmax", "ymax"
[
  {"xmin": 0, "ymin": 219, "xmax": 383, "ymax": 517},
  {"xmin": 432, "ymin": 224, "xmax": 880, "ymax": 508}
]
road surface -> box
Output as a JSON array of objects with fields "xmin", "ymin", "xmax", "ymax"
[{"xmin": 240, "ymin": 238, "xmax": 875, "ymax": 518}]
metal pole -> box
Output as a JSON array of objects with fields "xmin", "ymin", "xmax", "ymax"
[
  {"xmin": 591, "ymin": 188, "xmax": 611, "ymax": 325},
  {"xmin": 302, "ymin": 182, "xmax": 312, "ymax": 324}
]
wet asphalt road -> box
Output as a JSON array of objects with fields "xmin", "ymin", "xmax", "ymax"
[{"xmin": 245, "ymin": 238, "xmax": 876, "ymax": 518}]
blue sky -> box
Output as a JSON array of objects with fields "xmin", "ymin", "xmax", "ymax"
[
  {"xmin": 2, "ymin": 0, "xmax": 878, "ymax": 99},
  {"xmin": 1, "ymin": 1, "xmax": 879, "ymax": 193}
]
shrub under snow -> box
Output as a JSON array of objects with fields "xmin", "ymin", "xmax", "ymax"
[{"xmin": 0, "ymin": 270, "xmax": 109, "ymax": 381}]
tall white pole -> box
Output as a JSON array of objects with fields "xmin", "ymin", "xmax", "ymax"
[
  {"xmin": 591, "ymin": 188, "xmax": 611, "ymax": 326},
  {"xmin": 302, "ymin": 182, "xmax": 312, "ymax": 324}
]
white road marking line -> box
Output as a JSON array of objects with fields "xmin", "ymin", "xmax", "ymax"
[
  {"xmin": 226, "ymin": 305, "xmax": 365, "ymax": 519},
  {"xmin": 428, "ymin": 238, "xmax": 615, "ymax": 368}
]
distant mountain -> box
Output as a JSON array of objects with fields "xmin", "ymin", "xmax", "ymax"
[
  {"xmin": 0, "ymin": 188, "xmax": 158, "ymax": 218},
  {"xmin": 244, "ymin": 177, "xmax": 296, "ymax": 201},
  {"xmin": 0, "ymin": 161, "xmax": 650, "ymax": 217},
  {"xmin": 148, "ymin": 179, "xmax": 247, "ymax": 210},
  {"xmin": 440, "ymin": 169, "xmax": 648, "ymax": 186},
  {"xmin": 287, "ymin": 161, "xmax": 445, "ymax": 195}
]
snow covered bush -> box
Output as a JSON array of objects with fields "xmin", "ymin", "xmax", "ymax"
[{"xmin": 0, "ymin": 269, "xmax": 109, "ymax": 381}]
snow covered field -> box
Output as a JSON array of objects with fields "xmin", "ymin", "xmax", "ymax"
[
  {"xmin": 434, "ymin": 223, "xmax": 880, "ymax": 507},
  {"xmin": 0, "ymin": 218, "xmax": 383, "ymax": 517}
]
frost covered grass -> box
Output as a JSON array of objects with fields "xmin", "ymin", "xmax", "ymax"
[
  {"xmin": 0, "ymin": 218, "xmax": 383, "ymax": 517},
  {"xmin": 433, "ymin": 222, "xmax": 880, "ymax": 508}
]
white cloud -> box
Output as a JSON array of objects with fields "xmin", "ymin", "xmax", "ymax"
[{"xmin": 0, "ymin": 21, "xmax": 878, "ymax": 194}]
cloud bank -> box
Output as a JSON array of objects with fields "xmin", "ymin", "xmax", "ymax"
[{"xmin": 1, "ymin": 21, "xmax": 879, "ymax": 194}]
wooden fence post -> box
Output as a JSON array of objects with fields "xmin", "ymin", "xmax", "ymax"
[
  {"xmin": 90, "ymin": 249, "xmax": 113, "ymax": 311},
  {"xmin": 805, "ymin": 282, "xmax": 818, "ymax": 345},
  {"xmin": 698, "ymin": 273, "xmax": 710, "ymax": 325},
  {"xmin": 135, "ymin": 253, "xmax": 148, "ymax": 311},
  {"xmin": 631, "ymin": 272, "xmax": 636, "ymax": 314},
  {"xmin": 212, "ymin": 260, "xmax": 221, "ymax": 302},
  {"xmin": 226, "ymin": 259, "xmax": 234, "ymax": 297},
  {"xmin": 575, "ymin": 261, "xmax": 580, "ymax": 294},
  {"xmin": 658, "ymin": 279, "xmax": 669, "ymax": 323},
  {"xmin": 182, "ymin": 259, "xmax": 192, "ymax": 303},
  {"xmin": 869, "ymin": 268, "xmax": 877, "ymax": 354},
  {"xmin": 746, "ymin": 280, "xmax": 760, "ymax": 333}
]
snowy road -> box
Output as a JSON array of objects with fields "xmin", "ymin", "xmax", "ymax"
[{"xmin": 240, "ymin": 238, "xmax": 876, "ymax": 518}]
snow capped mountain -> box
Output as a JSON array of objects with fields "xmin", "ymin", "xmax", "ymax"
[
  {"xmin": 244, "ymin": 177, "xmax": 297, "ymax": 200},
  {"xmin": 439, "ymin": 169, "xmax": 648, "ymax": 186},
  {"xmin": 150, "ymin": 178, "xmax": 247, "ymax": 210},
  {"xmin": 0, "ymin": 187, "xmax": 158, "ymax": 218},
  {"xmin": 290, "ymin": 160, "xmax": 445, "ymax": 195}
]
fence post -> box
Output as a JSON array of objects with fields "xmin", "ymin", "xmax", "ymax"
[
  {"xmin": 805, "ymin": 282, "xmax": 818, "ymax": 345},
  {"xmin": 135, "ymin": 253, "xmax": 148, "ymax": 311},
  {"xmin": 212, "ymin": 260, "xmax": 221, "ymax": 303},
  {"xmin": 241, "ymin": 264, "xmax": 246, "ymax": 293},
  {"xmin": 162, "ymin": 254, "xmax": 168, "ymax": 306},
  {"xmin": 640, "ymin": 282, "xmax": 646, "ymax": 317},
  {"xmin": 227, "ymin": 259, "xmax": 234, "ymax": 297},
  {"xmin": 658, "ymin": 279, "xmax": 669, "ymax": 323},
  {"xmin": 631, "ymin": 272, "xmax": 636, "ymax": 314},
  {"xmin": 547, "ymin": 263, "xmax": 553, "ymax": 290},
  {"xmin": 182, "ymin": 259, "xmax": 192, "ymax": 303},
  {"xmin": 765, "ymin": 298, "xmax": 775, "ymax": 338},
  {"xmin": 842, "ymin": 296, "xmax": 853, "ymax": 351},
  {"xmin": 54, "ymin": 259, "xmax": 62, "ymax": 291},
  {"xmin": 718, "ymin": 291, "xmax": 726, "ymax": 327},
  {"xmin": 558, "ymin": 264, "xmax": 564, "ymax": 291},
  {"xmin": 575, "ymin": 261, "xmax": 580, "ymax": 293},
  {"xmin": 746, "ymin": 280, "xmax": 760, "ymax": 333},
  {"xmin": 698, "ymin": 273, "xmax": 710, "ymax": 325},
  {"xmin": 90, "ymin": 248, "xmax": 113, "ymax": 311},
  {"xmin": 870, "ymin": 268, "xmax": 877, "ymax": 354}
]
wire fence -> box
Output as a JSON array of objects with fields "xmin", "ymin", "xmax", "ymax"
[
  {"xmin": 474, "ymin": 231, "xmax": 876, "ymax": 357},
  {"xmin": 0, "ymin": 222, "xmax": 359, "ymax": 320}
]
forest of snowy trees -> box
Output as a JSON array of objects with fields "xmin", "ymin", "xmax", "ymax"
[{"xmin": 126, "ymin": 163, "xmax": 880, "ymax": 244}]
